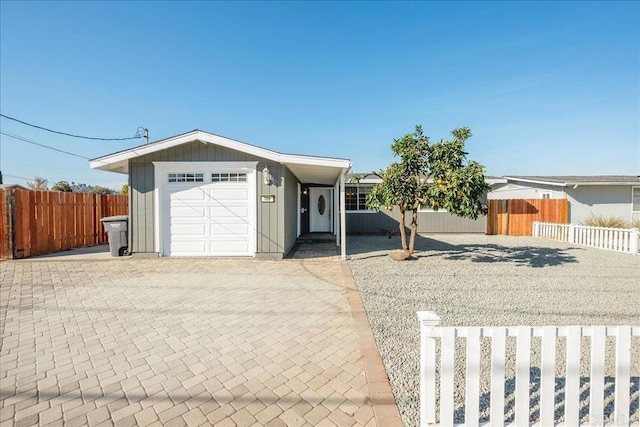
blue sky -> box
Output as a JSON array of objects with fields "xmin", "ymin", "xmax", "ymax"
[{"xmin": 1, "ymin": 1, "xmax": 638, "ymax": 190}]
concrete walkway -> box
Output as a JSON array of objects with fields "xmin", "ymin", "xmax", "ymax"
[{"xmin": 0, "ymin": 250, "xmax": 400, "ymax": 426}]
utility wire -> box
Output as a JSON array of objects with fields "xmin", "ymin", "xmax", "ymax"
[
  {"xmin": 0, "ymin": 114, "xmax": 143, "ymax": 141},
  {"xmin": 0, "ymin": 131, "xmax": 91, "ymax": 159},
  {"xmin": 4, "ymin": 173, "xmax": 32, "ymax": 181}
]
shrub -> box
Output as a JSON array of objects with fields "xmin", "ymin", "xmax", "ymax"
[{"xmin": 582, "ymin": 213, "xmax": 630, "ymax": 229}]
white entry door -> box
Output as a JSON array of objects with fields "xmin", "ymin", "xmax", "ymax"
[{"xmin": 310, "ymin": 188, "xmax": 332, "ymax": 232}]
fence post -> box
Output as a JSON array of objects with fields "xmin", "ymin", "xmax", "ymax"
[
  {"xmin": 417, "ymin": 311, "xmax": 441, "ymax": 426},
  {"xmin": 532, "ymin": 221, "xmax": 539, "ymax": 237},
  {"xmin": 630, "ymin": 228, "xmax": 639, "ymax": 255},
  {"xmin": 568, "ymin": 224, "xmax": 575, "ymax": 244}
]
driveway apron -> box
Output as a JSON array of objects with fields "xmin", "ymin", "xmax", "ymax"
[{"xmin": 0, "ymin": 256, "xmax": 400, "ymax": 426}]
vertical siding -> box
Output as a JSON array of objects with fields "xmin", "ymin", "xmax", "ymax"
[
  {"xmin": 346, "ymin": 208, "xmax": 486, "ymax": 234},
  {"xmin": 130, "ymin": 140, "xmax": 286, "ymax": 256},
  {"xmin": 256, "ymin": 163, "xmax": 284, "ymax": 255},
  {"xmin": 283, "ymin": 168, "xmax": 299, "ymax": 255},
  {"xmin": 130, "ymin": 164, "xmax": 155, "ymax": 252}
]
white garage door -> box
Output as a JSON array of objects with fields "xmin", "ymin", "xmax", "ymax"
[{"xmin": 161, "ymin": 170, "xmax": 255, "ymax": 257}]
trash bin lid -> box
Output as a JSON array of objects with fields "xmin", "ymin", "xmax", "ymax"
[{"xmin": 101, "ymin": 215, "xmax": 129, "ymax": 222}]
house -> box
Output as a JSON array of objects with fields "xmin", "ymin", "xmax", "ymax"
[
  {"xmin": 489, "ymin": 176, "xmax": 640, "ymax": 225},
  {"xmin": 344, "ymin": 173, "xmax": 506, "ymax": 234},
  {"xmin": 90, "ymin": 130, "xmax": 352, "ymax": 259}
]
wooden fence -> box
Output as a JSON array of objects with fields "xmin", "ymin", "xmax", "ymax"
[
  {"xmin": 486, "ymin": 198, "xmax": 569, "ymax": 236},
  {"xmin": 0, "ymin": 188, "xmax": 128, "ymax": 260},
  {"xmin": 533, "ymin": 221, "xmax": 639, "ymax": 255},
  {"xmin": 418, "ymin": 311, "xmax": 639, "ymax": 426}
]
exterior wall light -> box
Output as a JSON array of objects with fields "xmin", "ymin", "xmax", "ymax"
[{"xmin": 263, "ymin": 166, "xmax": 271, "ymax": 185}]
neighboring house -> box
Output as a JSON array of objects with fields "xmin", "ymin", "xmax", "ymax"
[
  {"xmin": 344, "ymin": 173, "xmax": 506, "ymax": 234},
  {"xmin": 91, "ymin": 130, "xmax": 351, "ymax": 259},
  {"xmin": 489, "ymin": 176, "xmax": 640, "ymax": 225}
]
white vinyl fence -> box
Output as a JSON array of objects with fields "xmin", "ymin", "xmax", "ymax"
[
  {"xmin": 532, "ymin": 222, "xmax": 639, "ymax": 255},
  {"xmin": 418, "ymin": 311, "xmax": 639, "ymax": 426}
]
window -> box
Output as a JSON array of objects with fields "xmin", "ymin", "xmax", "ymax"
[
  {"xmin": 539, "ymin": 191, "xmax": 552, "ymax": 199},
  {"xmin": 168, "ymin": 173, "xmax": 203, "ymax": 183},
  {"xmin": 212, "ymin": 173, "xmax": 247, "ymax": 182},
  {"xmin": 633, "ymin": 187, "xmax": 640, "ymax": 212},
  {"xmin": 345, "ymin": 185, "xmax": 372, "ymax": 211}
]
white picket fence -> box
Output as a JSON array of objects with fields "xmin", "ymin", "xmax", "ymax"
[
  {"xmin": 532, "ymin": 222, "xmax": 639, "ymax": 255},
  {"xmin": 418, "ymin": 311, "xmax": 639, "ymax": 426}
]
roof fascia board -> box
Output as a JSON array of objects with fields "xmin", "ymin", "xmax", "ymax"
[
  {"xmin": 565, "ymin": 181, "xmax": 639, "ymax": 186},
  {"xmin": 90, "ymin": 130, "xmax": 351, "ymax": 170},
  {"xmin": 90, "ymin": 131, "xmax": 200, "ymax": 169},
  {"xmin": 504, "ymin": 176, "xmax": 567, "ymax": 187}
]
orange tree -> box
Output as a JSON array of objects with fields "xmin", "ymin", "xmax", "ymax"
[{"xmin": 366, "ymin": 125, "xmax": 490, "ymax": 256}]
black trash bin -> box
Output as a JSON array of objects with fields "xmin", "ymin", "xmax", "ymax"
[{"xmin": 101, "ymin": 215, "xmax": 129, "ymax": 256}]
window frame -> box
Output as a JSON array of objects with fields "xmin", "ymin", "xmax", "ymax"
[
  {"xmin": 345, "ymin": 185, "xmax": 376, "ymax": 213},
  {"xmin": 539, "ymin": 190, "xmax": 552, "ymax": 199},
  {"xmin": 167, "ymin": 172, "xmax": 204, "ymax": 183}
]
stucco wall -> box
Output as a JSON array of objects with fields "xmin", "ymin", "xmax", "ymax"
[
  {"xmin": 565, "ymin": 185, "xmax": 634, "ymax": 224},
  {"xmin": 488, "ymin": 182, "xmax": 565, "ymax": 199}
]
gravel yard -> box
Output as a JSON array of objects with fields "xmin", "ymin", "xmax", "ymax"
[{"xmin": 348, "ymin": 234, "xmax": 640, "ymax": 426}]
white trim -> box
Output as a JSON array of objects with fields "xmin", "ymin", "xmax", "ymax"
[
  {"xmin": 297, "ymin": 183, "xmax": 301, "ymax": 238},
  {"xmin": 309, "ymin": 187, "xmax": 334, "ymax": 233},
  {"xmin": 358, "ymin": 178, "xmax": 383, "ymax": 184},
  {"xmin": 346, "ymin": 210, "xmax": 378, "ymax": 214},
  {"xmin": 91, "ymin": 130, "xmax": 350, "ymax": 171},
  {"xmin": 153, "ymin": 161, "xmax": 258, "ymax": 257},
  {"xmin": 334, "ymin": 180, "xmax": 339, "ymax": 246},
  {"xmin": 417, "ymin": 206, "xmax": 451, "ymax": 213},
  {"xmin": 504, "ymin": 176, "xmax": 640, "ymax": 187},
  {"xmin": 504, "ymin": 177, "xmax": 568, "ymax": 187},
  {"xmin": 633, "ymin": 186, "xmax": 640, "ymax": 213},
  {"xmin": 345, "ymin": 183, "xmax": 375, "ymax": 213},
  {"xmin": 340, "ymin": 171, "xmax": 347, "ymax": 260}
]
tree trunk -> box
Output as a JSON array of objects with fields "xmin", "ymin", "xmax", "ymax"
[
  {"xmin": 398, "ymin": 208, "xmax": 408, "ymax": 253},
  {"xmin": 408, "ymin": 209, "xmax": 418, "ymax": 255}
]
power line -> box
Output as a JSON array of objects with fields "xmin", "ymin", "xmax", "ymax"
[
  {"xmin": 0, "ymin": 131, "xmax": 91, "ymax": 159},
  {"xmin": 4, "ymin": 173, "xmax": 32, "ymax": 181},
  {"xmin": 0, "ymin": 114, "xmax": 144, "ymax": 141}
]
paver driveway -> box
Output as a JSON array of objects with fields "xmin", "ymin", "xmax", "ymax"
[{"xmin": 0, "ymin": 253, "xmax": 399, "ymax": 426}]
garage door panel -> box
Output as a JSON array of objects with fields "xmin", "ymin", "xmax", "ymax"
[
  {"xmin": 162, "ymin": 171, "xmax": 253, "ymax": 257},
  {"xmin": 210, "ymin": 223, "xmax": 250, "ymax": 235},
  {"xmin": 209, "ymin": 240, "xmax": 250, "ymax": 254},
  {"xmin": 171, "ymin": 241, "xmax": 207, "ymax": 255},
  {"xmin": 208, "ymin": 188, "xmax": 249, "ymax": 200},
  {"xmin": 211, "ymin": 206, "xmax": 249, "ymax": 218},
  {"xmin": 170, "ymin": 206, "xmax": 207, "ymax": 218},
  {"xmin": 171, "ymin": 188, "xmax": 208, "ymax": 201},
  {"xmin": 171, "ymin": 223, "xmax": 207, "ymax": 235}
]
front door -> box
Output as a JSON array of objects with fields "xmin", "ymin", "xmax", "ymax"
[{"xmin": 310, "ymin": 188, "xmax": 332, "ymax": 232}]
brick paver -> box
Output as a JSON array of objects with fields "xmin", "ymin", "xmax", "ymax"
[{"xmin": 0, "ymin": 252, "xmax": 397, "ymax": 425}]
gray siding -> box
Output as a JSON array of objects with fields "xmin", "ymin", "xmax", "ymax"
[
  {"xmin": 130, "ymin": 164, "xmax": 155, "ymax": 253},
  {"xmin": 129, "ymin": 140, "xmax": 289, "ymax": 256},
  {"xmin": 283, "ymin": 168, "xmax": 299, "ymax": 255},
  {"xmin": 347, "ymin": 207, "xmax": 486, "ymax": 234},
  {"xmin": 257, "ymin": 163, "xmax": 285, "ymax": 256}
]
